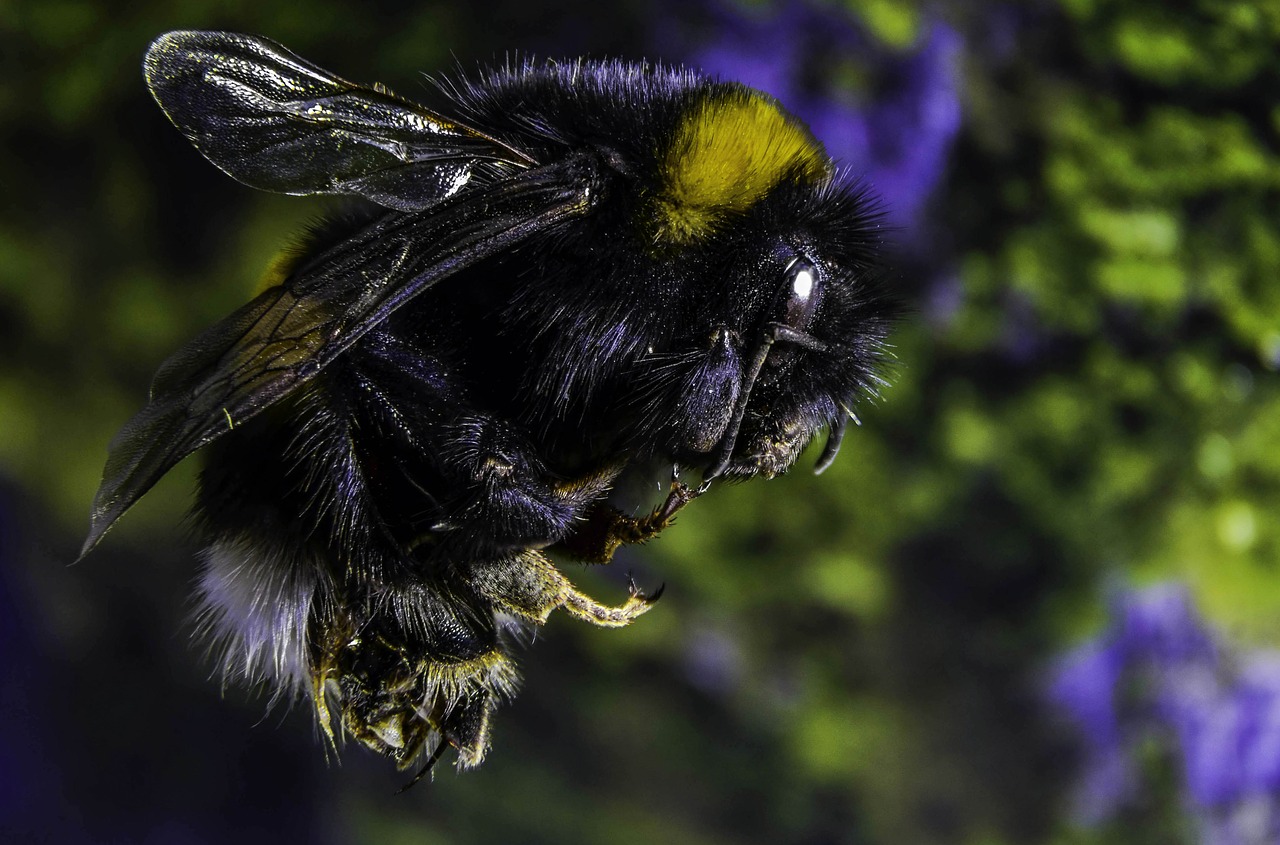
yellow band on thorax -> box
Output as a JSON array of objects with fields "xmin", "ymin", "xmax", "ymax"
[{"xmin": 653, "ymin": 90, "xmax": 829, "ymax": 244}]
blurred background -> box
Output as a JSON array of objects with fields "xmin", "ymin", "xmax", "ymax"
[{"xmin": 2, "ymin": 0, "xmax": 1278, "ymax": 842}]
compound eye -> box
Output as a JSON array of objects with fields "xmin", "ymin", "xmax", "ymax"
[{"xmin": 782, "ymin": 258, "xmax": 821, "ymax": 332}]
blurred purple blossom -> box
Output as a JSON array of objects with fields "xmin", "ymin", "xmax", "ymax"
[
  {"xmin": 1050, "ymin": 583, "xmax": 1280, "ymax": 842},
  {"xmin": 683, "ymin": 623, "xmax": 745, "ymax": 695},
  {"xmin": 685, "ymin": 0, "xmax": 963, "ymax": 236}
]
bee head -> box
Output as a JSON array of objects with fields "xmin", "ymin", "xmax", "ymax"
[
  {"xmin": 444, "ymin": 74, "xmax": 894, "ymax": 486},
  {"xmin": 645, "ymin": 87, "xmax": 895, "ymax": 482}
]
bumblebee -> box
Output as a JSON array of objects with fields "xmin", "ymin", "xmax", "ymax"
[{"xmin": 83, "ymin": 31, "xmax": 894, "ymax": 781}]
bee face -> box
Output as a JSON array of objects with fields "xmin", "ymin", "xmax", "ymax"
[
  {"xmin": 84, "ymin": 31, "xmax": 896, "ymax": 781},
  {"xmin": 620, "ymin": 175, "xmax": 889, "ymax": 480}
]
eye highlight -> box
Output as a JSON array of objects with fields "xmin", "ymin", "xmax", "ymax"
[{"xmin": 782, "ymin": 257, "xmax": 821, "ymax": 332}]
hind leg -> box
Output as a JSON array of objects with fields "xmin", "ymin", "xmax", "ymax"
[
  {"xmin": 309, "ymin": 574, "xmax": 520, "ymax": 771},
  {"xmin": 467, "ymin": 550, "xmax": 661, "ymax": 628}
]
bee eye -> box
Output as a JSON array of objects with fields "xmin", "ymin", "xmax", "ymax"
[{"xmin": 782, "ymin": 258, "xmax": 821, "ymax": 332}]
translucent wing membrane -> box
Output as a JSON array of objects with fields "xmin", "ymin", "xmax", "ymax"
[
  {"xmin": 82, "ymin": 159, "xmax": 599, "ymax": 557},
  {"xmin": 144, "ymin": 30, "xmax": 535, "ymax": 211}
]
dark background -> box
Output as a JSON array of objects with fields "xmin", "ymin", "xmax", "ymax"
[{"xmin": 2, "ymin": 0, "xmax": 1278, "ymax": 842}]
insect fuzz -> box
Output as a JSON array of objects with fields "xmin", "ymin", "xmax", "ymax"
[{"xmin": 84, "ymin": 31, "xmax": 895, "ymax": 781}]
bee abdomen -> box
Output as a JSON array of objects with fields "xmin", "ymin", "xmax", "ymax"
[{"xmin": 195, "ymin": 535, "xmax": 328, "ymax": 698}]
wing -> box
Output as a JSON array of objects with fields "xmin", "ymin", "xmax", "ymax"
[
  {"xmin": 144, "ymin": 30, "xmax": 535, "ymax": 211},
  {"xmin": 83, "ymin": 31, "xmax": 607, "ymax": 555},
  {"xmin": 82, "ymin": 158, "xmax": 600, "ymax": 558}
]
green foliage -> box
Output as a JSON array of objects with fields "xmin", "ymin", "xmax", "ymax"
[{"xmin": 844, "ymin": 0, "xmax": 921, "ymax": 48}]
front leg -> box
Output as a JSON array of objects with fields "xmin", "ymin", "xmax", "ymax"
[
  {"xmin": 554, "ymin": 478, "xmax": 705, "ymax": 564},
  {"xmin": 409, "ymin": 415, "xmax": 619, "ymax": 556}
]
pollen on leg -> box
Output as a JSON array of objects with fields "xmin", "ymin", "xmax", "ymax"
[
  {"xmin": 467, "ymin": 551, "xmax": 662, "ymax": 628},
  {"xmin": 561, "ymin": 584, "xmax": 659, "ymax": 628}
]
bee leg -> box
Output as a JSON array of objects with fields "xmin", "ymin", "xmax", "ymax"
[
  {"xmin": 554, "ymin": 479, "xmax": 702, "ymax": 564},
  {"xmin": 437, "ymin": 415, "xmax": 614, "ymax": 554},
  {"xmin": 309, "ymin": 577, "xmax": 519, "ymax": 772},
  {"xmin": 562, "ymin": 576, "xmax": 663, "ymax": 627},
  {"xmin": 469, "ymin": 551, "xmax": 662, "ymax": 628},
  {"xmin": 395, "ymin": 738, "xmax": 449, "ymax": 794},
  {"xmin": 432, "ymin": 686, "xmax": 498, "ymax": 768}
]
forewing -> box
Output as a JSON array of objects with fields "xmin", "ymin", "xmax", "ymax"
[
  {"xmin": 144, "ymin": 30, "xmax": 534, "ymax": 212},
  {"xmin": 82, "ymin": 159, "xmax": 599, "ymax": 557}
]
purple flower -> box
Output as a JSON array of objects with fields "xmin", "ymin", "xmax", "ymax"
[
  {"xmin": 1115, "ymin": 584, "xmax": 1218, "ymax": 668},
  {"xmin": 1166, "ymin": 654, "xmax": 1280, "ymax": 809},
  {"xmin": 1238, "ymin": 657, "xmax": 1280, "ymax": 793},
  {"xmin": 1052, "ymin": 638, "xmax": 1126, "ymax": 753},
  {"xmin": 684, "ymin": 0, "xmax": 963, "ymax": 236},
  {"xmin": 1050, "ymin": 583, "xmax": 1280, "ymax": 840},
  {"xmin": 1051, "ymin": 638, "xmax": 1132, "ymax": 820}
]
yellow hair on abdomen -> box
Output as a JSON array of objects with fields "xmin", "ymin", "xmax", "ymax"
[{"xmin": 654, "ymin": 90, "xmax": 829, "ymax": 244}]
